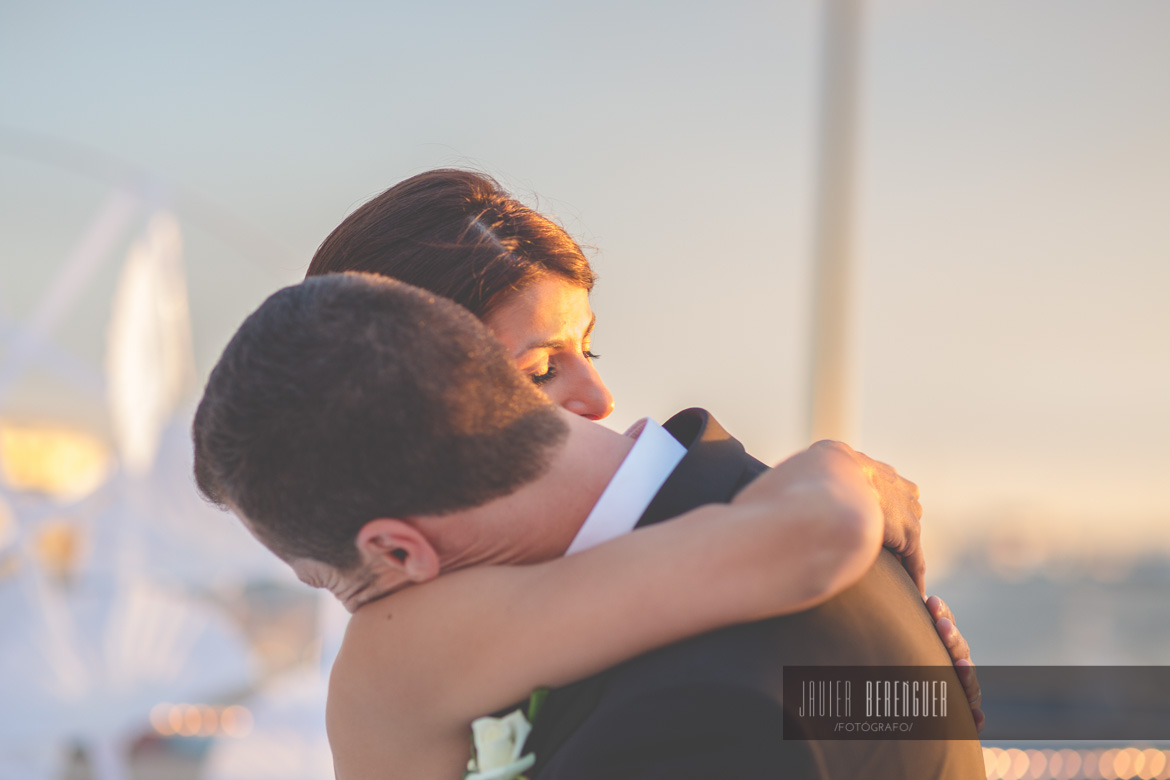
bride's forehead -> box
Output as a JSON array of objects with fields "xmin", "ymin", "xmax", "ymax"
[{"xmin": 484, "ymin": 277, "xmax": 594, "ymax": 345}]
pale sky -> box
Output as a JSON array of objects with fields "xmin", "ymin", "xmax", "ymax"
[{"xmin": 1, "ymin": 0, "xmax": 1167, "ymax": 553}]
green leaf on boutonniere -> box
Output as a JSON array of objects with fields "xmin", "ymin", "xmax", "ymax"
[{"xmin": 527, "ymin": 688, "xmax": 548, "ymax": 724}]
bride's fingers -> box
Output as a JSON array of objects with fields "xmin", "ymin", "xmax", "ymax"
[
  {"xmin": 898, "ymin": 473, "xmax": 920, "ymax": 500},
  {"xmin": 926, "ymin": 595, "xmax": 956, "ymax": 626},
  {"xmin": 937, "ymin": 597, "xmax": 955, "ymax": 624},
  {"xmin": 954, "ymin": 660, "xmax": 977, "ymax": 688},
  {"xmin": 936, "ymin": 617, "xmax": 971, "ymax": 663},
  {"xmin": 927, "ymin": 596, "xmax": 983, "ymax": 733},
  {"xmin": 954, "ymin": 664, "xmax": 982, "ymax": 729},
  {"xmin": 901, "ymin": 548, "xmax": 927, "ymax": 597}
]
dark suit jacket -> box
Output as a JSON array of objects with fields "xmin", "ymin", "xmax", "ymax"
[{"xmin": 529, "ymin": 408, "xmax": 984, "ymax": 780}]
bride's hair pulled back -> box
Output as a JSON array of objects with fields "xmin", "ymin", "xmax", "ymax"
[{"xmin": 306, "ymin": 169, "xmax": 596, "ymax": 319}]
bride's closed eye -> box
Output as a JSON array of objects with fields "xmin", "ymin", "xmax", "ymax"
[
  {"xmin": 482, "ymin": 277, "xmax": 613, "ymax": 418},
  {"xmin": 531, "ymin": 364, "xmax": 557, "ymax": 386},
  {"xmin": 530, "ymin": 350, "xmax": 601, "ymax": 386}
]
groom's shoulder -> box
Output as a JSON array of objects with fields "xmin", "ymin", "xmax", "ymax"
[
  {"xmin": 660, "ymin": 407, "xmax": 743, "ymax": 454},
  {"xmin": 641, "ymin": 407, "xmax": 768, "ymax": 522}
]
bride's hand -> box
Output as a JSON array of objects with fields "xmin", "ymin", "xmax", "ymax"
[
  {"xmin": 819, "ymin": 442, "xmax": 926, "ymax": 596},
  {"xmin": 734, "ymin": 440, "xmax": 924, "ymax": 595},
  {"xmin": 927, "ymin": 595, "xmax": 985, "ymax": 733}
]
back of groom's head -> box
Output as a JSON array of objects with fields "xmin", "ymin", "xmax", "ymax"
[{"xmin": 193, "ymin": 273, "xmax": 567, "ymax": 571}]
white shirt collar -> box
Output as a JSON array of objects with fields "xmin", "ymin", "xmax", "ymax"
[{"xmin": 564, "ymin": 417, "xmax": 687, "ymax": 556}]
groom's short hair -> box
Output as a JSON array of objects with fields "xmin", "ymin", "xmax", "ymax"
[{"xmin": 193, "ymin": 273, "xmax": 567, "ymax": 570}]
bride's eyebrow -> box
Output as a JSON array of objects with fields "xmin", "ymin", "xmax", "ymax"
[{"xmin": 523, "ymin": 314, "xmax": 596, "ymax": 352}]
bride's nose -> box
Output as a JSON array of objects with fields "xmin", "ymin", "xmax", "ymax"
[{"xmin": 557, "ymin": 358, "xmax": 614, "ymax": 421}]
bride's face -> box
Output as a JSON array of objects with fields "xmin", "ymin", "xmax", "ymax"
[{"xmin": 483, "ymin": 276, "xmax": 614, "ymax": 421}]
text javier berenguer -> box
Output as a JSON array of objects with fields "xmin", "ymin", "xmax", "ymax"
[
  {"xmin": 866, "ymin": 679, "xmax": 947, "ymax": 718},
  {"xmin": 798, "ymin": 678, "xmax": 948, "ymax": 718}
]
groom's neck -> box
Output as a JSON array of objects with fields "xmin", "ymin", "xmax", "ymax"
[
  {"xmin": 428, "ymin": 410, "xmax": 634, "ymax": 569},
  {"xmin": 540, "ymin": 410, "xmax": 635, "ymax": 529},
  {"xmin": 495, "ymin": 409, "xmax": 634, "ymax": 551}
]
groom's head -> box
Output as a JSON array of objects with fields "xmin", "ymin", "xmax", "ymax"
[{"xmin": 193, "ymin": 273, "xmax": 568, "ymax": 601}]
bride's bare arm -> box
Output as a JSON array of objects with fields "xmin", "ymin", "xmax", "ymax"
[{"xmin": 335, "ymin": 440, "xmax": 919, "ymax": 732}]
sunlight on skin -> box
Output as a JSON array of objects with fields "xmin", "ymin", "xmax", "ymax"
[{"xmin": 483, "ymin": 277, "xmax": 614, "ymax": 422}]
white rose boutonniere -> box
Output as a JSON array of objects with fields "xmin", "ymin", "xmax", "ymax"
[
  {"xmin": 464, "ymin": 689, "xmax": 546, "ymax": 780},
  {"xmin": 464, "ymin": 710, "xmax": 535, "ymax": 780}
]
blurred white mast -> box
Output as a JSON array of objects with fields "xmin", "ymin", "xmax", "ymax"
[
  {"xmin": 807, "ymin": 0, "xmax": 864, "ymax": 443},
  {"xmin": 105, "ymin": 212, "xmax": 195, "ymax": 476}
]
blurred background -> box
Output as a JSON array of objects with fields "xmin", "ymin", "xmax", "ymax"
[{"xmin": 1, "ymin": 1, "xmax": 1167, "ymax": 779}]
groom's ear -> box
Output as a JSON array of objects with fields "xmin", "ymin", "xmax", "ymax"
[{"xmin": 355, "ymin": 518, "xmax": 440, "ymax": 586}]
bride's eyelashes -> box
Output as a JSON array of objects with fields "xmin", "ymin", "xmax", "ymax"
[
  {"xmin": 528, "ymin": 349, "xmax": 601, "ymax": 386},
  {"xmin": 531, "ymin": 364, "xmax": 557, "ymax": 386}
]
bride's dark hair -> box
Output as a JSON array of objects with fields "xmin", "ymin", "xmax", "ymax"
[{"xmin": 306, "ymin": 169, "xmax": 596, "ymax": 318}]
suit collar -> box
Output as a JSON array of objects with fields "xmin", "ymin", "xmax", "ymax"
[
  {"xmin": 565, "ymin": 418, "xmax": 685, "ymax": 555},
  {"xmin": 636, "ymin": 408, "xmax": 754, "ymax": 528}
]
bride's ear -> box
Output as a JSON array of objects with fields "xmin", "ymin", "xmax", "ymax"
[{"xmin": 355, "ymin": 518, "xmax": 440, "ymax": 586}]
